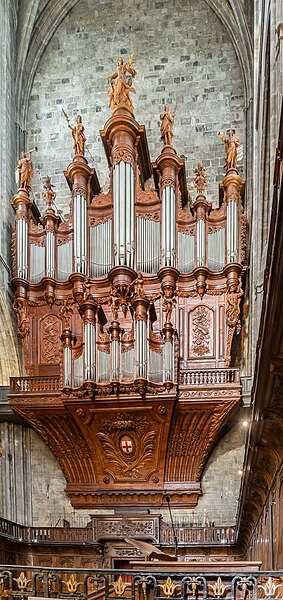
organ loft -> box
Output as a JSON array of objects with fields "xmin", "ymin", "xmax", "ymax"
[{"xmin": 10, "ymin": 54, "xmax": 246, "ymax": 512}]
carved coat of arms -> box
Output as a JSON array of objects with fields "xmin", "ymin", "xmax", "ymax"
[{"xmin": 97, "ymin": 412, "xmax": 156, "ymax": 479}]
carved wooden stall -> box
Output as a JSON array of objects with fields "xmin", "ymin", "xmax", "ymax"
[{"xmin": 10, "ymin": 56, "xmax": 246, "ymax": 511}]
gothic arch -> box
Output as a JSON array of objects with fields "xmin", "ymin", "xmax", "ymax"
[{"xmin": 15, "ymin": 0, "xmax": 253, "ymax": 131}]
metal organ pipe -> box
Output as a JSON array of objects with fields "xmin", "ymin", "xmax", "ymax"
[
  {"xmin": 114, "ymin": 165, "xmax": 120, "ymax": 265},
  {"xmin": 135, "ymin": 318, "xmax": 147, "ymax": 380},
  {"xmin": 196, "ymin": 219, "xmax": 206, "ymax": 267},
  {"xmin": 46, "ymin": 231, "xmax": 55, "ymax": 278},
  {"xmin": 111, "ymin": 340, "xmax": 120, "ymax": 380},
  {"xmin": 84, "ymin": 321, "xmax": 96, "ymax": 381},
  {"xmin": 226, "ymin": 200, "xmax": 238, "ymax": 263},
  {"xmin": 63, "ymin": 346, "xmax": 72, "ymax": 387},
  {"xmin": 73, "ymin": 193, "xmax": 87, "ymax": 274},
  {"xmin": 119, "ymin": 161, "xmax": 126, "ymax": 264},
  {"xmin": 164, "ymin": 340, "xmax": 173, "ymax": 382},
  {"xmin": 162, "ymin": 186, "xmax": 176, "ymax": 267},
  {"xmin": 170, "ymin": 187, "xmax": 176, "ymax": 266},
  {"xmin": 17, "ymin": 217, "xmax": 28, "ymax": 279},
  {"xmin": 130, "ymin": 165, "xmax": 134, "ymax": 268},
  {"xmin": 113, "ymin": 161, "xmax": 134, "ymax": 267}
]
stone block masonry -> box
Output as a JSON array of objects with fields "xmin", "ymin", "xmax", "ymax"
[{"xmin": 27, "ymin": 0, "xmax": 245, "ymax": 212}]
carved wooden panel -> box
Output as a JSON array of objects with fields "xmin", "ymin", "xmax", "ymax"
[
  {"xmin": 72, "ymin": 400, "xmax": 175, "ymax": 488},
  {"xmin": 39, "ymin": 314, "xmax": 61, "ymax": 365},
  {"xmin": 91, "ymin": 515, "xmax": 160, "ymax": 543},
  {"xmin": 189, "ymin": 305, "xmax": 214, "ymax": 359},
  {"xmin": 165, "ymin": 398, "xmax": 238, "ymax": 483}
]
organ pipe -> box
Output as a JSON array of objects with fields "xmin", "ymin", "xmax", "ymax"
[
  {"xmin": 164, "ymin": 340, "xmax": 173, "ymax": 382},
  {"xmin": 196, "ymin": 219, "xmax": 206, "ymax": 267},
  {"xmin": 84, "ymin": 321, "xmax": 96, "ymax": 381},
  {"xmin": 109, "ymin": 320, "xmax": 121, "ymax": 381},
  {"xmin": 46, "ymin": 231, "xmax": 55, "ymax": 278},
  {"xmin": 162, "ymin": 186, "xmax": 176, "ymax": 267},
  {"xmin": 63, "ymin": 346, "xmax": 72, "ymax": 387},
  {"xmin": 226, "ymin": 200, "xmax": 238, "ymax": 263},
  {"xmin": 16, "ymin": 217, "xmax": 28, "ymax": 279},
  {"xmin": 74, "ymin": 193, "xmax": 87, "ymax": 274},
  {"xmin": 113, "ymin": 161, "xmax": 134, "ymax": 267},
  {"xmin": 135, "ymin": 318, "xmax": 147, "ymax": 379},
  {"xmin": 163, "ymin": 321, "xmax": 174, "ymax": 385},
  {"xmin": 136, "ymin": 217, "xmax": 160, "ymax": 273}
]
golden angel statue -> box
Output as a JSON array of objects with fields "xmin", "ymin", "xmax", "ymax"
[
  {"xmin": 107, "ymin": 53, "xmax": 137, "ymax": 113},
  {"xmin": 63, "ymin": 111, "xmax": 86, "ymax": 156},
  {"xmin": 217, "ymin": 129, "xmax": 239, "ymax": 171},
  {"xmin": 160, "ymin": 103, "xmax": 178, "ymax": 146},
  {"xmin": 16, "ymin": 148, "xmax": 38, "ymax": 192}
]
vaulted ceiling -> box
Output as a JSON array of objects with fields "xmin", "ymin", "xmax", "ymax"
[{"xmin": 15, "ymin": 0, "xmax": 253, "ymax": 129}]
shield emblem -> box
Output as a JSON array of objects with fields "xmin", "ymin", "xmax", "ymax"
[{"xmin": 120, "ymin": 436, "xmax": 134, "ymax": 454}]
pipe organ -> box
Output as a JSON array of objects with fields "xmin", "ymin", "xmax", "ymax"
[{"xmin": 10, "ymin": 62, "xmax": 246, "ymax": 510}]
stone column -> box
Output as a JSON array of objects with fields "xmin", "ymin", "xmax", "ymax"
[
  {"xmin": 0, "ymin": 422, "xmax": 33, "ymax": 525},
  {"xmin": 0, "ymin": 0, "xmax": 17, "ymax": 278}
]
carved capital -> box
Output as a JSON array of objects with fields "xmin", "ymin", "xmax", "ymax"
[{"xmin": 112, "ymin": 146, "xmax": 135, "ymax": 167}]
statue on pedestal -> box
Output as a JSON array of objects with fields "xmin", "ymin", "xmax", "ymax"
[
  {"xmin": 63, "ymin": 110, "xmax": 86, "ymax": 156},
  {"xmin": 217, "ymin": 129, "xmax": 239, "ymax": 171},
  {"xmin": 225, "ymin": 283, "xmax": 243, "ymax": 330},
  {"xmin": 107, "ymin": 53, "xmax": 136, "ymax": 113},
  {"xmin": 160, "ymin": 103, "xmax": 178, "ymax": 146},
  {"xmin": 16, "ymin": 148, "xmax": 38, "ymax": 192},
  {"xmin": 42, "ymin": 176, "xmax": 56, "ymax": 210},
  {"xmin": 193, "ymin": 162, "xmax": 207, "ymax": 195}
]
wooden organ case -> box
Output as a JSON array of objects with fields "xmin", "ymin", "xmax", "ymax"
[{"xmin": 10, "ymin": 79, "xmax": 246, "ymax": 510}]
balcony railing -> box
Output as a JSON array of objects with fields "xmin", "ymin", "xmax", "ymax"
[
  {"xmin": 160, "ymin": 524, "xmax": 235, "ymax": 545},
  {"xmin": 10, "ymin": 376, "xmax": 61, "ymax": 393},
  {"xmin": 179, "ymin": 368, "xmax": 240, "ymax": 386},
  {"xmin": 0, "ymin": 565, "xmax": 280, "ymax": 600},
  {"xmin": 0, "ymin": 516, "xmax": 236, "ymax": 547}
]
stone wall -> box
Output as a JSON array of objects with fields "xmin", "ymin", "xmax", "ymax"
[{"xmin": 27, "ymin": 0, "xmax": 245, "ymax": 213}]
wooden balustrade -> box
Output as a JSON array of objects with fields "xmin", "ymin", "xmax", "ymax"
[
  {"xmin": 0, "ymin": 516, "xmax": 235, "ymax": 547},
  {"xmin": 179, "ymin": 368, "xmax": 240, "ymax": 385},
  {"xmin": 10, "ymin": 376, "xmax": 61, "ymax": 393},
  {"xmin": 160, "ymin": 523, "xmax": 235, "ymax": 545}
]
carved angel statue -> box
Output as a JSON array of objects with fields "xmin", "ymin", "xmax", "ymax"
[
  {"xmin": 109, "ymin": 287, "xmax": 119, "ymax": 321},
  {"xmin": 42, "ymin": 176, "xmax": 56, "ymax": 210},
  {"xmin": 63, "ymin": 110, "xmax": 86, "ymax": 156},
  {"xmin": 225, "ymin": 283, "xmax": 243, "ymax": 329},
  {"xmin": 16, "ymin": 147, "xmax": 38, "ymax": 192},
  {"xmin": 134, "ymin": 272, "xmax": 145, "ymax": 297},
  {"xmin": 13, "ymin": 298, "xmax": 29, "ymax": 339},
  {"xmin": 217, "ymin": 129, "xmax": 239, "ymax": 171},
  {"xmin": 107, "ymin": 53, "xmax": 137, "ymax": 113},
  {"xmin": 193, "ymin": 162, "xmax": 207, "ymax": 194},
  {"xmin": 160, "ymin": 103, "xmax": 178, "ymax": 146},
  {"xmin": 60, "ymin": 299, "xmax": 73, "ymax": 330},
  {"xmin": 162, "ymin": 287, "xmax": 176, "ymax": 324}
]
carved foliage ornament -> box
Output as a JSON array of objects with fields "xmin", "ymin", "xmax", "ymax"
[
  {"xmin": 190, "ymin": 306, "xmax": 212, "ymax": 356},
  {"xmin": 40, "ymin": 315, "xmax": 61, "ymax": 364},
  {"xmin": 97, "ymin": 412, "xmax": 156, "ymax": 479},
  {"xmin": 112, "ymin": 147, "xmax": 135, "ymax": 167},
  {"xmin": 96, "ymin": 518, "xmax": 154, "ymax": 538}
]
